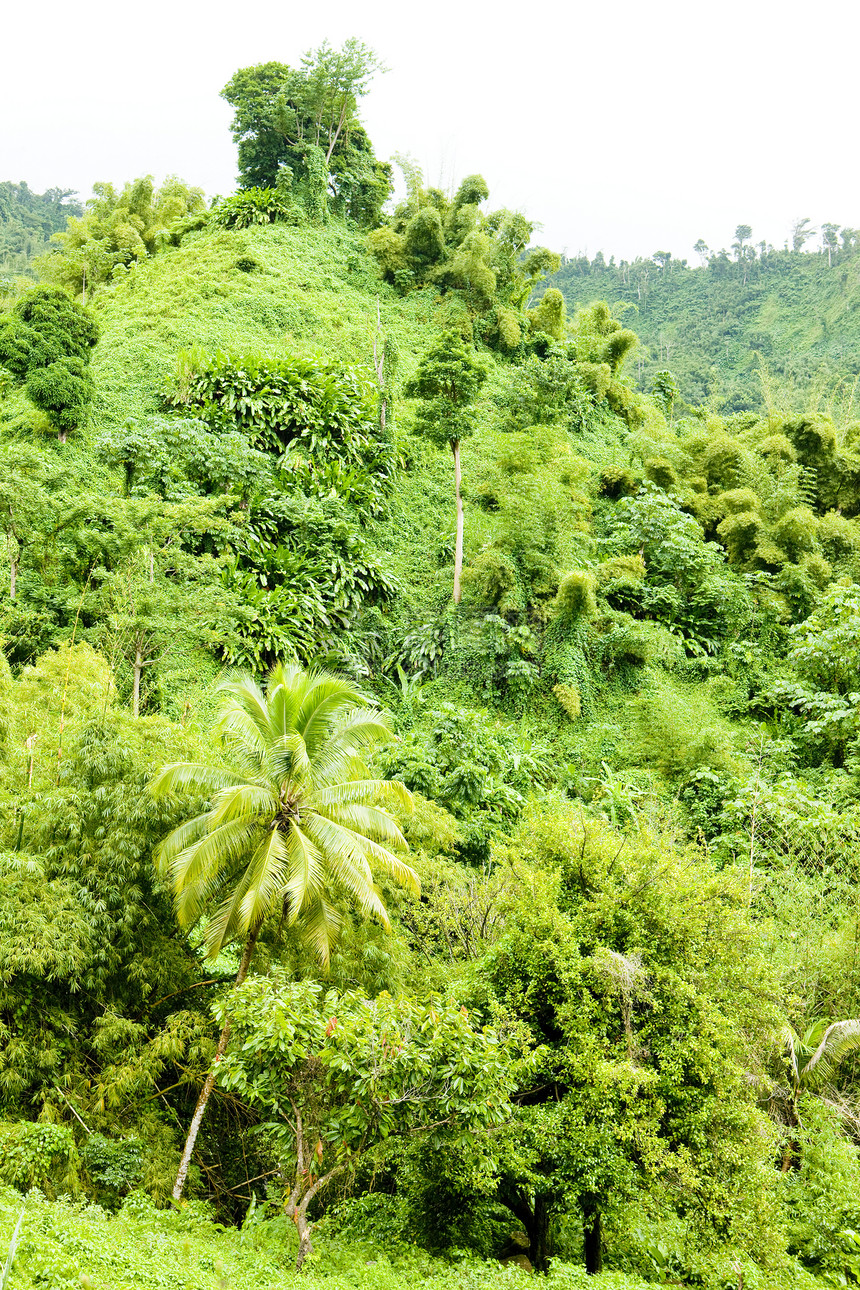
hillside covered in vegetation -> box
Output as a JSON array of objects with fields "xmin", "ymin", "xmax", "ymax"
[
  {"xmin": 548, "ymin": 225, "xmax": 860, "ymax": 414},
  {"xmin": 0, "ymin": 183, "xmax": 83, "ymax": 280},
  {"xmin": 4, "ymin": 42, "xmax": 860, "ymax": 1290}
]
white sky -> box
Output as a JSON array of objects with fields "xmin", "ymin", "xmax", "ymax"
[{"xmin": 3, "ymin": 0, "xmax": 857, "ymax": 263}]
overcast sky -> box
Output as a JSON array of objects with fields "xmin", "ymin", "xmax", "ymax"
[{"xmin": 4, "ymin": 0, "xmax": 857, "ymax": 263}]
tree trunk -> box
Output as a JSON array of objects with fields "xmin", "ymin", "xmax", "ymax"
[
  {"xmin": 452, "ymin": 439, "xmax": 463, "ymax": 605},
  {"xmin": 288, "ymin": 1172, "xmax": 343, "ymax": 1271},
  {"xmin": 133, "ymin": 643, "xmax": 144, "ymax": 718},
  {"xmin": 171, "ymin": 926, "xmax": 259, "ymax": 1202},
  {"xmin": 324, "ymin": 102, "xmax": 349, "ymax": 165},
  {"xmin": 531, "ymin": 1194, "xmax": 551, "ymax": 1274},
  {"xmin": 584, "ymin": 1205, "xmax": 602, "ymax": 1274},
  {"xmin": 282, "ymin": 1106, "xmax": 344, "ymax": 1271}
]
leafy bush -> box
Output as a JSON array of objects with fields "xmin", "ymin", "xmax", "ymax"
[
  {"xmin": 212, "ymin": 187, "xmax": 298, "ymax": 229},
  {"xmin": 0, "ymin": 1123, "xmax": 80, "ymax": 1198},
  {"xmin": 168, "ymin": 347, "xmax": 393, "ymax": 521}
]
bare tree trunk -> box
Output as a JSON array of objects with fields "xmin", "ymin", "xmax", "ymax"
[
  {"xmin": 133, "ymin": 642, "xmax": 144, "ymax": 718},
  {"xmin": 452, "ymin": 439, "xmax": 463, "ymax": 604},
  {"xmin": 172, "ymin": 926, "xmax": 259, "ymax": 1202},
  {"xmin": 324, "ymin": 102, "xmax": 349, "ymax": 164},
  {"xmin": 372, "ymin": 298, "xmax": 387, "ymax": 435}
]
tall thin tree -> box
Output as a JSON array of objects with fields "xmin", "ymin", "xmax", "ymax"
[{"xmin": 404, "ymin": 330, "xmax": 487, "ymax": 604}]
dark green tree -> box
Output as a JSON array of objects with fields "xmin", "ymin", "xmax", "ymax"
[
  {"xmin": 220, "ymin": 42, "xmax": 390, "ymax": 228},
  {"xmin": 404, "ymin": 331, "xmax": 488, "ymax": 603},
  {"xmin": 0, "ymin": 285, "xmax": 98, "ymax": 441}
]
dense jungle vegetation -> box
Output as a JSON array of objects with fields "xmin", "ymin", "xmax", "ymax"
[
  {"xmin": 547, "ymin": 219, "xmax": 860, "ymax": 413},
  {"xmin": 5, "ymin": 41, "xmax": 860, "ymax": 1290},
  {"xmin": 0, "ymin": 185, "xmax": 83, "ymax": 280}
]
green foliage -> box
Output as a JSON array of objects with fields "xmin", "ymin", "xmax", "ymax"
[
  {"xmin": 552, "ymin": 571, "xmax": 598, "ymax": 624},
  {"xmin": 24, "ymin": 357, "xmax": 94, "ymax": 432},
  {"xmin": 0, "ymin": 650, "xmax": 212, "ymax": 1139},
  {"xmin": 0, "ymin": 183, "xmax": 83, "ymax": 277},
  {"xmin": 35, "ymin": 176, "xmax": 205, "ymax": 295},
  {"xmin": 404, "ymin": 329, "xmax": 488, "ymax": 450},
  {"xmin": 599, "ymin": 484, "xmax": 751, "ymax": 653},
  {"xmin": 97, "ymin": 414, "xmax": 270, "ymax": 502},
  {"xmin": 366, "ymin": 168, "xmax": 559, "ymax": 352},
  {"xmin": 220, "ymin": 44, "xmax": 391, "ymax": 229},
  {"xmin": 0, "ymin": 1123, "xmax": 80, "ymax": 1198},
  {"xmin": 384, "ymin": 702, "xmax": 555, "ymax": 860},
  {"xmin": 6, "ymin": 167, "xmax": 860, "ymax": 1286},
  {"xmin": 548, "ymin": 238, "xmax": 860, "ymax": 413},
  {"xmin": 168, "ymin": 347, "xmax": 392, "ymax": 517},
  {"xmin": 464, "ymin": 806, "xmax": 786, "ymax": 1278},
  {"xmin": 0, "ymin": 286, "xmax": 97, "ymax": 377},
  {"xmin": 528, "ymin": 287, "xmax": 565, "ymax": 341},
  {"xmin": 0, "ymin": 285, "xmax": 98, "ymax": 437},
  {"xmin": 212, "ymin": 187, "xmax": 297, "ymax": 230},
  {"xmin": 150, "ymin": 662, "xmax": 417, "ymax": 962},
  {"xmin": 218, "ymin": 971, "xmax": 512, "ymax": 1262},
  {"xmin": 0, "ymin": 1183, "xmax": 668, "ymax": 1289},
  {"xmin": 782, "ymin": 1098, "xmax": 860, "ymax": 1285}
]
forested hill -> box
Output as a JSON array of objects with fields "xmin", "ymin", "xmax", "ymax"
[
  {"xmin": 548, "ymin": 234, "xmax": 860, "ymax": 413},
  {"xmin": 7, "ymin": 47, "xmax": 860, "ymax": 1288},
  {"xmin": 0, "ymin": 182, "xmax": 82, "ymax": 278}
]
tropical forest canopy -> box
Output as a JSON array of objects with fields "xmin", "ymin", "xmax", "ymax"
[
  {"xmin": 3, "ymin": 38, "xmax": 860, "ymax": 1290},
  {"xmin": 546, "ymin": 218, "xmax": 860, "ymax": 413}
]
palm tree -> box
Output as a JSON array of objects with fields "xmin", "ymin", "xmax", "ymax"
[
  {"xmin": 785, "ymin": 1018, "xmax": 860, "ymax": 1097},
  {"xmin": 778, "ymin": 1018, "xmax": 860, "ymax": 1168},
  {"xmin": 150, "ymin": 662, "xmax": 418, "ymax": 1200}
]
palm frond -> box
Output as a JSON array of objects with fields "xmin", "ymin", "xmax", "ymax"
[
  {"xmin": 238, "ymin": 827, "xmax": 290, "ymax": 934},
  {"xmin": 310, "ymin": 777, "xmax": 412, "ymax": 815},
  {"xmin": 300, "ymin": 814, "xmax": 401, "ymax": 920},
  {"xmin": 267, "ymin": 731, "xmax": 312, "ymax": 787},
  {"xmin": 168, "ymin": 819, "xmax": 260, "ymax": 927},
  {"xmin": 218, "ymin": 674, "xmax": 272, "ymax": 758},
  {"xmin": 283, "ymin": 821, "xmax": 326, "ymax": 916},
  {"xmin": 311, "ymin": 801, "xmax": 408, "ymax": 849},
  {"xmin": 782, "ymin": 1025, "xmax": 801, "ymax": 1089},
  {"xmin": 305, "ymin": 746, "xmax": 371, "ymax": 793},
  {"xmin": 204, "ymin": 827, "xmax": 289, "ymax": 955},
  {"xmin": 149, "ymin": 761, "xmax": 237, "ymax": 800},
  {"xmin": 329, "ymin": 708, "xmax": 395, "ymax": 756},
  {"xmin": 153, "ymin": 812, "xmax": 212, "ymax": 873},
  {"xmin": 294, "ymin": 675, "xmax": 366, "ymax": 757},
  {"xmin": 292, "ymin": 891, "xmax": 344, "ymax": 966},
  {"xmin": 150, "ymin": 662, "xmax": 415, "ymax": 960},
  {"xmin": 803, "ymin": 1019, "xmax": 860, "ymax": 1087},
  {"xmin": 208, "ymin": 782, "xmax": 279, "ymax": 827}
]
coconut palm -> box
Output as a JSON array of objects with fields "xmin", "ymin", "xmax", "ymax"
[
  {"xmin": 150, "ymin": 662, "xmax": 417, "ymax": 1200},
  {"xmin": 785, "ymin": 1018, "xmax": 860, "ymax": 1098},
  {"xmin": 777, "ymin": 1018, "xmax": 860, "ymax": 1169}
]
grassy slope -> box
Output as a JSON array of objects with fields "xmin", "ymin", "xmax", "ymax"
[
  {"xmin": 86, "ymin": 220, "xmax": 603, "ymax": 630},
  {"xmin": 89, "ymin": 223, "xmax": 455, "ymax": 429}
]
